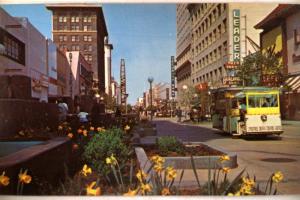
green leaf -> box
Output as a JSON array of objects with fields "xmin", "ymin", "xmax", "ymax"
[
  {"xmin": 222, "ymin": 168, "xmax": 246, "ymax": 195},
  {"xmin": 190, "ymin": 156, "xmax": 201, "ymax": 189}
]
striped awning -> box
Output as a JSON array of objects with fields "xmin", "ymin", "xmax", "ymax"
[{"xmin": 285, "ymin": 73, "xmax": 300, "ymax": 92}]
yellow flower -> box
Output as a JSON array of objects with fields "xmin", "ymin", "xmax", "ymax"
[
  {"xmin": 242, "ymin": 177, "xmax": 255, "ymax": 187},
  {"xmin": 106, "ymin": 154, "xmax": 117, "ymax": 166},
  {"xmin": 219, "ymin": 155, "xmax": 230, "ymax": 162},
  {"xmin": 18, "ymin": 170, "xmax": 32, "ymax": 184},
  {"xmin": 140, "ymin": 183, "xmax": 152, "ymax": 195},
  {"xmin": 123, "ymin": 188, "xmax": 139, "ymax": 196},
  {"xmin": 161, "ymin": 187, "xmax": 171, "ymax": 195},
  {"xmin": 86, "ymin": 181, "xmax": 101, "ymax": 196},
  {"xmin": 97, "ymin": 127, "xmax": 105, "ymax": 132},
  {"xmin": 81, "ymin": 164, "xmax": 92, "ymax": 176},
  {"xmin": 153, "ymin": 164, "xmax": 163, "ymax": 173},
  {"xmin": 221, "ymin": 167, "xmax": 231, "ymax": 174},
  {"xmin": 83, "ymin": 130, "xmax": 88, "ymax": 136},
  {"xmin": 90, "ymin": 126, "xmax": 95, "ymax": 131},
  {"xmin": 67, "ymin": 133, "xmax": 73, "ymax": 139},
  {"xmin": 227, "ymin": 193, "xmax": 234, "ymax": 196},
  {"xmin": 166, "ymin": 166, "xmax": 177, "ymax": 181},
  {"xmin": 77, "ymin": 129, "xmax": 83, "ymax": 134},
  {"xmin": 150, "ymin": 155, "xmax": 165, "ymax": 165},
  {"xmin": 239, "ymin": 184, "xmax": 254, "ymax": 195},
  {"xmin": 272, "ymin": 171, "xmax": 283, "ymax": 183},
  {"xmin": 58, "ymin": 125, "xmax": 63, "ymax": 130},
  {"xmin": 0, "ymin": 171, "xmax": 10, "ymax": 186},
  {"xmin": 136, "ymin": 170, "xmax": 147, "ymax": 182},
  {"xmin": 124, "ymin": 125, "xmax": 130, "ymax": 131}
]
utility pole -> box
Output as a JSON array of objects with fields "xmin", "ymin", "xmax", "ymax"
[{"xmin": 148, "ymin": 77, "xmax": 154, "ymax": 121}]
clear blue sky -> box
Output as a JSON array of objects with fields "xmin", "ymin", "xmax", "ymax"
[{"xmin": 2, "ymin": 4, "xmax": 176, "ymax": 104}]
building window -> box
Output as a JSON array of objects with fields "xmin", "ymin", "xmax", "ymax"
[
  {"xmin": 83, "ymin": 35, "xmax": 92, "ymax": 42},
  {"xmin": 83, "ymin": 25, "xmax": 92, "ymax": 31},
  {"xmin": 59, "ymin": 35, "xmax": 67, "ymax": 42},
  {"xmin": 71, "ymin": 25, "xmax": 80, "ymax": 31},
  {"xmin": 223, "ymin": 41, "xmax": 227, "ymax": 56},
  {"xmin": 59, "ymin": 44, "xmax": 67, "ymax": 50},
  {"xmin": 1, "ymin": 29, "xmax": 25, "ymax": 65},
  {"xmin": 71, "ymin": 16, "xmax": 79, "ymax": 23},
  {"xmin": 83, "ymin": 16, "xmax": 92, "ymax": 23},
  {"xmin": 58, "ymin": 25, "xmax": 68, "ymax": 31},
  {"xmin": 71, "ymin": 35, "xmax": 79, "ymax": 42},
  {"xmin": 71, "ymin": 44, "xmax": 80, "ymax": 51},
  {"xmin": 58, "ymin": 16, "xmax": 67, "ymax": 23}
]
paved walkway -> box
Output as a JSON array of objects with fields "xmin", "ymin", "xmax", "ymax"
[{"xmin": 153, "ymin": 118, "xmax": 300, "ymax": 194}]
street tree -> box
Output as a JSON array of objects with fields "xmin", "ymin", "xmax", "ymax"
[{"xmin": 237, "ymin": 45, "xmax": 284, "ymax": 87}]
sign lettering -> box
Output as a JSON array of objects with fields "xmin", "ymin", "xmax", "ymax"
[{"xmin": 233, "ymin": 9, "xmax": 241, "ymax": 63}]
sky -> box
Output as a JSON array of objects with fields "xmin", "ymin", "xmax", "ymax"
[{"xmin": 2, "ymin": 4, "xmax": 176, "ymax": 104}]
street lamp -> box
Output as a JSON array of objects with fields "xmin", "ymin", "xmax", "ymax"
[{"xmin": 148, "ymin": 77, "xmax": 154, "ymax": 120}]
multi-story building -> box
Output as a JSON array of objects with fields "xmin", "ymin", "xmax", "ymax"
[
  {"xmin": 104, "ymin": 36, "xmax": 113, "ymax": 96},
  {"xmin": 56, "ymin": 48, "xmax": 70, "ymax": 97},
  {"xmin": 65, "ymin": 51, "xmax": 93, "ymax": 100},
  {"xmin": 176, "ymin": 4, "xmax": 192, "ymax": 104},
  {"xmin": 0, "ymin": 7, "xmax": 49, "ymax": 101},
  {"xmin": 185, "ymin": 3, "xmax": 277, "ymax": 89},
  {"xmin": 255, "ymin": 4, "xmax": 300, "ymax": 120},
  {"xmin": 111, "ymin": 77, "xmax": 121, "ymax": 105},
  {"xmin": 46, "ymin": 3, "xmax": 108, "ymax": 93}
]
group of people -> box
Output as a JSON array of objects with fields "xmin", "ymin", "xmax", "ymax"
[
  {"xmin": 57, "ymin": 98, "xmax": 107, "ymax": 126},
  {"xmin": 175, "ymin": 107, "xmax": 204, "ymax": 123}
]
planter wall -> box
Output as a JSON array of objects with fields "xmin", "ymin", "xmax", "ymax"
[{"xmin": 135, "ymin": 142, "xmax": 237, "ymax": 171}]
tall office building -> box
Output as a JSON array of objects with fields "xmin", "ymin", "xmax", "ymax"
[
  {"xmin": 186, "ymin": 3, "xmax": 277, "ymax": 88},
  {"xmin": 46, "ymin": 3, "xmax": 108, "ymax": 92},
  {"xmin": 176, "ymin": 4, "xmax": 192, "ymax": 103}
]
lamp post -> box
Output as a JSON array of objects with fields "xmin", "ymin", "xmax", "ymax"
[
  {"xmin": 68, "ymin": 52, "xmax": 73, "ymax": 106},
  {"xmin": 148, "ymin": 77, "xmax": 154, "ymax": 120}
]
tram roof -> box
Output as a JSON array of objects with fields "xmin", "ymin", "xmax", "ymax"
[{"xmin": 210, "ymin": 87, "xmax": 279, "ymax": 93}]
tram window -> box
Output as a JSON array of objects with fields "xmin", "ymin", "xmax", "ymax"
[{"xmin": 248, "ymin": 94, "xmax": 278, "ymax": 108}]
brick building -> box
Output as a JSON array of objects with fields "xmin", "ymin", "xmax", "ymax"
[{"xmin": 46, "ymin": 3, "xmax": 108, "ymax": 93}]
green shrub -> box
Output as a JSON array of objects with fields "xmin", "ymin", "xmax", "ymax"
[
  {"xmin": 156, "ymin": 136, "xmax": 184, "ymax": 156},
  {"xmin": 83, "ymin": 128, "xmax": 130, "ymax": 176}
]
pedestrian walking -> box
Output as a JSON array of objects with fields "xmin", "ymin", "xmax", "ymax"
[{"xmin": 176, "ymin": 107, "xmax": 182, "ymax": 123}]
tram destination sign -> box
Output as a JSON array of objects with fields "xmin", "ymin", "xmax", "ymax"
[{"xmin": 233, "ymin": 9, "xmax": 241, "ymax": 62}]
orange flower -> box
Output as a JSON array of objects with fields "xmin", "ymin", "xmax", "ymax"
[
  {"xmin": 0, "ymin": 171, "xmax": 10, "ymax": 186},
  {"xmin": 18, "ymin": 170, "xmax": 32, "ymax": 184},
  {"xmin": 72, "ymin": 143, "xmax": 79, "ymax": 150},
  {"xmin": 83, "ymin": 130, "xmax": 88, "ymax": 136},
  {"xmin": 161, "ymin": 187, "xmax": 171, "ymax": 195},
  {"xmin": 123, "ymin": 188, "xmax": 139, "ymax": 196},
  {"xmin": 90, "ymin": 126, "xmax": 95, "ymax": 131},
  {"xmin": 86, "ymin": 181, "xmax": 101, "ymax": 196},
  {"xmin": 221, "ymin": 167, "xmax": 231, "ymax": 174},
  {"xmin": 67, "ymin": 133, "xmax": 73, "ymax": 138},
  {"xmin": 77, "ymin": 129, "xmax": 83, "ymax": 134}
]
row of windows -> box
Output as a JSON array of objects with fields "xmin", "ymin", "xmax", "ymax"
[
  {"xmin": 192, "ymin": 41, "xmax": 227, "ymax": 70},
  {"xmin": 58, "ymin": 16, "xmax": 92, "ymax": 23},
  {"xmin": 58, "ymin": 35, "xmax": 92, "ymax": 42},
  {"xmin": 193, "ymin": 20, "xmax": 227, "ymax": 56},
  {"xmin": 192, "ymin": 4, "xmax": 226, "ymax": 24},
  {"xmin": 58, "ymin": 44, "xmax": 93, "ymax": 52},
  {"xmin": 57, "ymin": 25, "xmax": 93, "ymax": 31},
  {"xmin": 1, "ymin": 28, "xmax": 25, "ymax": 65},
  {"xmin": 192, "ymin": 66, "xmax": 224, "ymax": 84}
]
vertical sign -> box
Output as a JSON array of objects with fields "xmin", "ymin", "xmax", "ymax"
[
  {"xmin": 233, "ymin": 9, "xmax": 240, "ymax": 63},
  {"xmin": 171, "ymin": 56, "xmax": 175, "ymax": 98}
]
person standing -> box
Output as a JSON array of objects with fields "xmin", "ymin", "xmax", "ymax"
[
  {"xmin": 176, "ymin": 107, "xmax": 182, "ymax": 123},
  {"xmin": 58, "ymin": 99, "xmax": 68, "ymax": 122}
]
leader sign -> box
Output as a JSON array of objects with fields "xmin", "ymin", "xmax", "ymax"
[{"xmin": 233, "ymin": 9, "xmax": 240, "ymax": 62}]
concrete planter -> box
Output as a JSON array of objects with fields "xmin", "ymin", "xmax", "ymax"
[{"xmin": 135, "ymin": 142, "xmax": 237, "ymax": 171}]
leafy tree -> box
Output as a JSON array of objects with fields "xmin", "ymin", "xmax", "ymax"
[{"xmin": 237, "ymin": 45, "xmax": 284, "ymax": 87}]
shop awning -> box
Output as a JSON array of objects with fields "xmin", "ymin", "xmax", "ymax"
[{"xmin": 285, "ymin": 73, "xmax": 300, "ymax": 92}]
